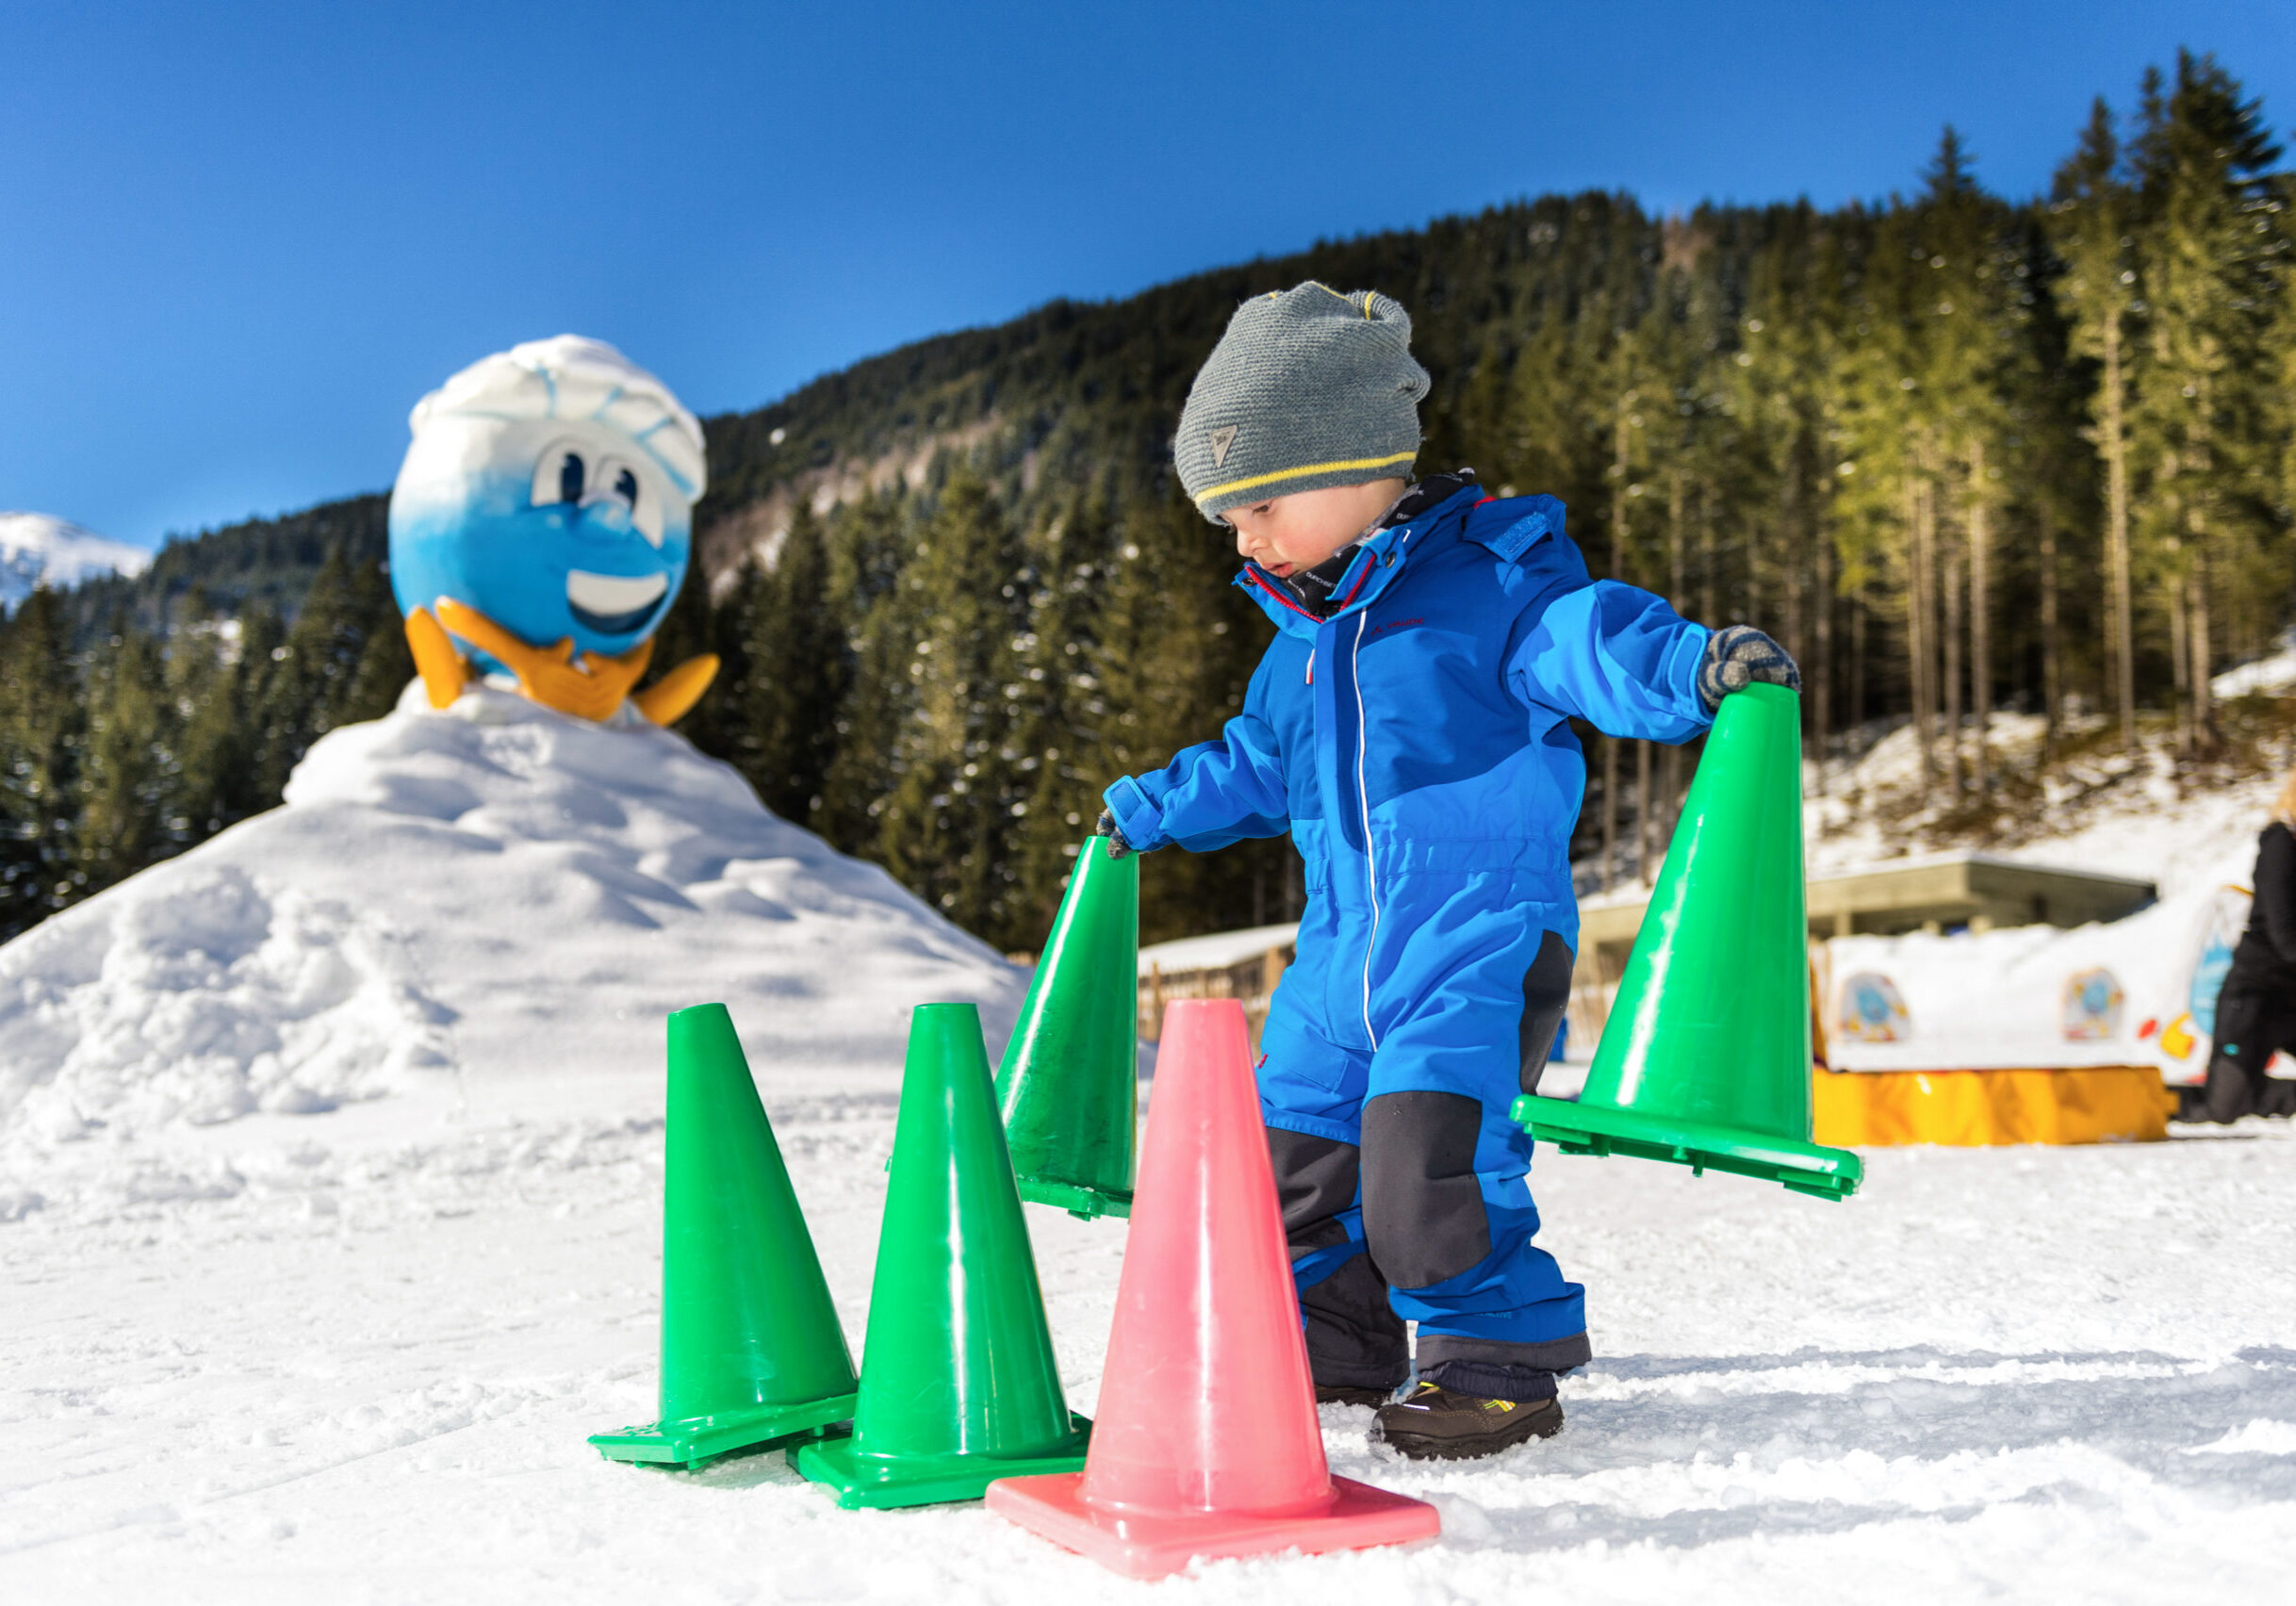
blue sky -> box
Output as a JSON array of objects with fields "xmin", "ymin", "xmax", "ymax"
[{"xmin": 3, "ymin": 0, "xmax": 2290, "ymax": 549}]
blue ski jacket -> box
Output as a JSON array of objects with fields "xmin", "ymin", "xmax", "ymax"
[{"xmin": 1104, "ymin": 483, "xmax": 1714, "ymax": 1063}]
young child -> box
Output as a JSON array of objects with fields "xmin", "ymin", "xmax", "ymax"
[{"xmin": 1096, "ymin": 283, "xmax": 1798, "ymax": 1461}]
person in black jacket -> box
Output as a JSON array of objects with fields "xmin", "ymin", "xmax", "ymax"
[{"xmin": 2194, "ymin": 786, "xmax": 2296, "ymax": 1122}]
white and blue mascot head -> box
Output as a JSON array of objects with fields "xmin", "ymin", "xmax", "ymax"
[{"xmin": 387, "ymin": 336, "xmax": 715, "ymax": 723}]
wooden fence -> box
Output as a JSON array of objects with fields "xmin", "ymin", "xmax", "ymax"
[{"xmin": 1138, "ymin": 942, "xmax": 1295, "ymax": 1052}]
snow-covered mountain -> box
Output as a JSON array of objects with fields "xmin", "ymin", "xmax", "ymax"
[
  {"xmin": 0, "ymin": 511, "xmax": 152, "ymax": 610},
  {"xmin": 0, "ymin": 683, "xmax": 1024, "ymax": 1148}
]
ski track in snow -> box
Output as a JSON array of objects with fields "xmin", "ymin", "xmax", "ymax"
[{"xmin": 5, "ymin": 686, "xmax": 2296, "ymax": 1600}]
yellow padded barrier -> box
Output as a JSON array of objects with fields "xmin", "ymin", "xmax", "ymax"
[{"xmin": 1812, "ymin": 1066, "xmax": 2177, "ymax": 1148}]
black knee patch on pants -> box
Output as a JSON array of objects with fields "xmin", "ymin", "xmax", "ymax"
[
  {"xmin": 1265, "ymin": 1126, "xmax": 1360, "ymax": 1244},
  {"xmin": 1361, "ymin": 1090, "xmax": 1490, "ymax": 1290},
  {"xmin": 1518, "ymin": 929, "xmax": 1574, "ymax": 1095}
]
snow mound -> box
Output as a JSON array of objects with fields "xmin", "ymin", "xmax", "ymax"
[
  {"xmin": 2187, "ymin": 1418, "xmax": 2296, "ymax": 1455},
  {"xmin": 0, "ymin": 684, "xmax": 1023, "ymax": 1151},
  {"xmin": 0, "ymin": 511, "xmax": 152, "ymax": 610}
]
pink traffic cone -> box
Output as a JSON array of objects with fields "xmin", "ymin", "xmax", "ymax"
[{"xmin": 987, "ymin": 999, "xmax": 1437, "ymax": 1578}]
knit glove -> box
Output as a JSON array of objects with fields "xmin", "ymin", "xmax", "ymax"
[
  {"xmin": 1093, "ymin": 808, "xmax": 1138, "ymax": 860},
  {"xmin": 1697, "ymin": 625, "xmax": 1801, "ymax": 711}
]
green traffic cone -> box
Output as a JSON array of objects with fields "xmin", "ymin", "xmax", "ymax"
[
  {"xmin": 792, "ymin": 1002, "xmax": 1091, "ymax": 1507},
  {"xmin": 589, "ymin": 1004, "xmax": 860, "ymax": 1468},
  {"xmin": 995, "ymin": 843, "xmax": 1140, "ymax": 1220},
  {"xmin": 1514, "ymin": 684, "xmax": 1863, "ymax": 1201}
]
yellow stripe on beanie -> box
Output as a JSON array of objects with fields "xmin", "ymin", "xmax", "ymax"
[{"xmin": 1192, "ymin": 451, "xmax": 1419, "ymax": 507}]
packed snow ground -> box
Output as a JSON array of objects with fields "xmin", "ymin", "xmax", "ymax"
[
  {"xmin": 8, "ymin": 1093, "xmax": 2295, "ymax": 1603},
  {"xmin": 7, "ymin": 688, "xmax": 2296, "ymax": 1603}
]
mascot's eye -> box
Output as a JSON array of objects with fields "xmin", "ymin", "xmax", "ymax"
[
  {"xmin": 532, "ymin": 438, "xmax": 590, "ymax": 508},
  {"xmin": 591, "ymin": 455, "xmax": 664, "ymax": 547}
]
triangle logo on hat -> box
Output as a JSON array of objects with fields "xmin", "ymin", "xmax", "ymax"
[{"xmin": 1209, "ymin": 425, "xmax": 1238, "ymax": 468}]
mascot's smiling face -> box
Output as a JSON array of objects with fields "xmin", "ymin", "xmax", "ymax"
[{"xmin": 387, "ymin": 336, "xmax": 705, "ymax": 667}]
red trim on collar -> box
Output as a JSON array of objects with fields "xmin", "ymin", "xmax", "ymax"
[{"xmin": 1246, "ymin": 568, "xmax": 1320, "ymax": 623}]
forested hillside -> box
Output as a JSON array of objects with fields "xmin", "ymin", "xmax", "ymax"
[{"xmin": 6, "ymin": 48, "xmax": 2288, "ymax": 951}]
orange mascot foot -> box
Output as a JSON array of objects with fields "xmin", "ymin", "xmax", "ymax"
[{"xmin": 632, "ymin": 654, "xmax": 718, "ymax": 726}]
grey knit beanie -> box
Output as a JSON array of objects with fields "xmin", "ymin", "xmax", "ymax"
[{"xmin": 1175, "ymin": 283, "xmax": 1430, "ymax": 523}]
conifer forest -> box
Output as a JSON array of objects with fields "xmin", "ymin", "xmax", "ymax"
[{"xmin": 8, "ymin": 50, "xmax": 2291, "ymax": 953}]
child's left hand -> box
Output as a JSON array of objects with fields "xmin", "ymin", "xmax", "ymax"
[{"xmin": 1093, "ymin": 809, "xmax": 1140, "ymax": 860}]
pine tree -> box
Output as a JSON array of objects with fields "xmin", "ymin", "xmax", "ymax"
[
  {"xmin": 71, "ymin": 624, "xmax": 179, "ymax": 897},
  {"xmin": 1731, "ymin": 204, "xmax": 1846, "ymax": 768},
  {"xmin": 2050, "ymin": 98, "xmax": 2143, "ymax": 752},
  {"xmin": 0, "ymin": 589, "xmax": 85, "ymax": 936},
  {"xmin": 248, "ymin": 545, "xmax": 403, "ymax": 799},
  {"xmin": 816, "ymin": 491, "xmax": 918, "ymax": 856},
  {"xmin": 741, "ymin": 500, "xmax": 848, "ymax": 823},
  {"xmin": 876, "ymin": 471, "xmax": 1034, "ymax": 946},
  {"xmin": 2128, "ymin": 51, "xmax": 2288, "ymax": 753},
  {"xmin": 171, "ymin": 610, "xmax": 242, "ymax": 838},
  {"xmin": 1912, "ymin": 128, "xmax": 2020, "ymax": 793},
  {"xmin": 2004, "ymin": 209, "xmax": 2097, "ymax": 762},
  {"xmin": 1834, "ymin": 198, "xmax": 1940, "ymax": 793},
  {"xmin": 1007, "ymin": 496, "xmax": 1115, "ymax": 942}
]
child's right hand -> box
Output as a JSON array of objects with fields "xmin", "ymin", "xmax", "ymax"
[{"xmin": 1696, "ymin": 625, "xmax": 1800, "ymax": 711}]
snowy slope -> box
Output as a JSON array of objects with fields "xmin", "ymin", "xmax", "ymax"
[
  {"xmin": 1806, "ymin": 710, "xmax": 2280, "ymax": 897},
  {"xmin": 0, "ymin": 511, "xmax": 151, "ymax": 609},
  {"xmin": 0, "ymin": 682, "xmax": 1023, "ymax": 1166}
]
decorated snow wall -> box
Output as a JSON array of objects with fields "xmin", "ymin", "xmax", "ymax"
[
  {"xmin": 1813, "ymin": 850, "xmax": 2254, "ymax": 1088},
  {"xmin": 1804, "ymin": 851, "xmax": 2261, "ymax": 1142}
]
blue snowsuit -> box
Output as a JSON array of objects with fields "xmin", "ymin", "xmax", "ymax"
[{"xmin": 1104, "ymin": 482, "xmax": 1714, "ymax": 1396}]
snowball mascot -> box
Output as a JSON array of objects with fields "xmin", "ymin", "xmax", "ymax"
[{"xmin": 387, "ymin": 336, "xmax": 718, "ymax": 725}]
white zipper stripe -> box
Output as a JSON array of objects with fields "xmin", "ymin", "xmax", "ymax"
[{"xmin": 1353, "ymin": 610, "xmax": 1381, "ymax": 1049}]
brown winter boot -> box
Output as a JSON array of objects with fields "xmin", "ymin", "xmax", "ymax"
[{"xmin": 1371, "ymin": 1382, "xmax": 1563, "ymax": 1460}]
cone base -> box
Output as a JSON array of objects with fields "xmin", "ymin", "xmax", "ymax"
[
  {"xmin": 1016, "ymin": 1175, "xmax": 1133, "ymax": 1220},
  {"xmin": 1515, "ymin": 1095, "xmax": 1862, "ymax": 1200},
  {"xmin": 789, "ymin": 1415, "xmax": 1092, "ymax": 1509},
  {"xmin": 588, "ymin": 1390, "xmax": 858, "ymax": 1469},
  {"xmin": 987, "ymin": 1471, "xmax": 1441, "ymax": 1579}
]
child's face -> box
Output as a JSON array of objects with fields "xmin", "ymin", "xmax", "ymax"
[{"xmin": 1226, "ymin": 478, "xmax": 1406, "ymax": 578}]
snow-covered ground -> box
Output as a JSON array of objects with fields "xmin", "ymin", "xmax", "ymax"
[
  {"xmin": 7, "ymin": 687, "xmax": 2296, "ymax": 1602},
  {"xmin": 8, "ymin": 1086, "xmax": 2294, "ymax": 1603}
]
